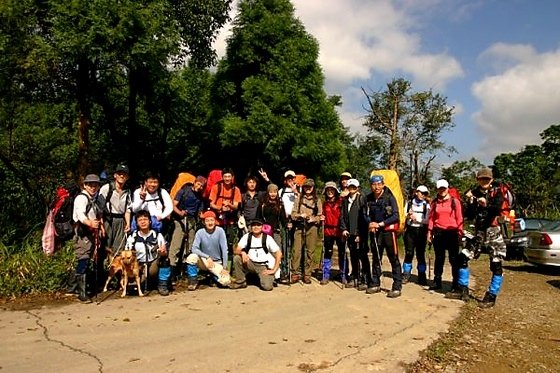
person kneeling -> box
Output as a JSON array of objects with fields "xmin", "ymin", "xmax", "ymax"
[
  {"xmin": 185, "ymin": 210, "xmax": 231, "ymax": 290},
  {"xmin": 230, "ymin": 219, "xmax": 282, "ymax": 291},
  {"xmin": 126, "ymin": 210, "xmax": 170, "ymax": 296}
]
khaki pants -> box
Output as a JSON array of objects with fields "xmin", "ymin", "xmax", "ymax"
[
  {"xmin": 231, "ymin": 255, "xmax": 275, "ymax": 291},
  {"xmin": 291, "ymin": 225, "xmax": 318, "ymax": 276},
  {"xmin": 185, "ymin": 253, "xmax": 231, "ymax": 286}
]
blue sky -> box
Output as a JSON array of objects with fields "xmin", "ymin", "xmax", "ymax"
[{"xmin": 215, "ymin": 0, "xmax": 560, "ymax": 168}]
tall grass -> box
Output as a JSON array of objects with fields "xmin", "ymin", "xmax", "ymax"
[{"xmin": 0, "ymin": 233, "xmax": 75, "ymax": 298}]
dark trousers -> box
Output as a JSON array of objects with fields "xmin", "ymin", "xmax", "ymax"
[
  {"xmin": 370, "ymin": 231, "xmax": 402, "ymax": 290},
  {"xmin": 347, "ymin": 235, "xmax": 370, "ymax": 283},
  {"xmin": 324, "ymin": 235, "xmax": 344, "ymax": 265},
  {"xmin": 403, "ymin": 225, "xmax": 428, "ymax": 268},
  {"xmin": 432, "ymin": 229, "xmax": 460, "ymax": 288}
]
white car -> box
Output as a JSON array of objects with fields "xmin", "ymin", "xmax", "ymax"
[{"xmin": 525, "ymin": 221, "xmax": 560, "ymax": 267}]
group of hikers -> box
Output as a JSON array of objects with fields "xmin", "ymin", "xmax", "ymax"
[{"xmin": 66, "ymin": 164, "xmax": 509, "ymax": 309}]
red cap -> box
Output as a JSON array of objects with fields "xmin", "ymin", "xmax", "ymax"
[{"xmin": 202, "ymin": 210, "xmax": 216, "ymax": 220}]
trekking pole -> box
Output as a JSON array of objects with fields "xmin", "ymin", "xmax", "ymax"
[
  {"xmin": 371, "ymin": 230, "xmax": 384, "ymax": 289},
  {"xmin": 93, "ymin": 228, "xmax": 101, "ymax": 302},
  {"xmin": 340, "ymin": 240, "xmax": 348, "ymax": 290},
  {"xmin": 427, "ymin": 242, "xmax": 433, "ymax": 282},
  {"xmin": 300, "ymin": 220, "xmax": 307, "ymax": 286}
]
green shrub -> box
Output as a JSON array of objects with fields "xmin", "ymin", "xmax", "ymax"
[{"xmin": 0, "ymin": 235, "xmax": 75, "ymax": 297}]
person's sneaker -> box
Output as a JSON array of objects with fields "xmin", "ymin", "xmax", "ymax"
[
  {"xmin": 229, "ymin": 281, "xmax": 247, "ymax": 289},
  {"xmin": 290, "ymin": 274, "xmax": 301, "ymax": 284},
  {"xmin": 158, "ymin": 283, "xmax": 170, "ymax": 296},
  {"xmin": 365, "ymin": 286, "xmax": 381, "ymax": 294},
  {"xmin": 320, "ymin": 278, "xmax": 329, "ymax": 285},
  {"xmin": 303, "ymin": 276, "xmax": 312, "ymax": 284},
  {"xmin": 187, "ymin": 280, "xmax": 198, "ymax": 291},
  {"xmin": 386, "ymin": 290, "xmax": 402, "ymax": 298},
  {"xmin": 344, "ymin": 280, "xmax": 355, "ymax": 288},
  {"xmin": 357, "ymin": 283, "xmax": 368, "ymax": 291},
  {"xmin": 478, "ymin": 292, "xmax": 496, "ymax": 309},
  {"xmin": 402, "ymin": 273, "xmax": 411, "ymax": 284}
]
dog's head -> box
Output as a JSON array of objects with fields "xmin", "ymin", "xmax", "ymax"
[{"xmin": 121, "ymin": 250, "xmax": 137, "ymax": 265}]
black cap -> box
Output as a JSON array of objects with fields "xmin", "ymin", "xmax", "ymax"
[{"xmin": 249, "ymin": 219, "xmax": 264, "ymax": 226}]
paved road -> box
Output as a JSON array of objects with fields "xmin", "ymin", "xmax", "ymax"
[{"xmin": 0, "ymin": 276, "xmax": 462, "ymax": 373}]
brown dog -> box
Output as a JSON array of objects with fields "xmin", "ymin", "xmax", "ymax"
[{"xmin": 103, "ymin": 250, "xmax": 144, "ymax": 297}]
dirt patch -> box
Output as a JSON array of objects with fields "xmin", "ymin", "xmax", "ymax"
[{"xmin": 407, "ymin": 257, "xmax": 560, "ymax": 372}]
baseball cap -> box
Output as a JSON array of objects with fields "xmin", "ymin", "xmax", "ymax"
[
  {"xmin": 249, "ymin": 219, "xmax": 264, "ymax": 226},
  {"xmin": 340, "ymin": 172, "xmax": 352, "ymax": 179},
  {"xmin": 84, "ymin": 174, "xmax": 101, "ymax": 184},
  {"xmin": 347, "ymin": 178, "xmax": 360, "ymax": 188},
  {"xmin": 284, "ymin": 170, "xmax": 296, "ymax": 178},
  {"xmin": 201, "ymin": 210, "xmax": 217, "ymax": 220},
  {"xmin": 476, "ymin": 168, "xmax": 493, "ymax": 179},
  {"xmin": 114, "ymin": 163, "xmax": 129, "ymax": 174},
  {"xmin": 436, "ymin": 179, "xmax": 449, "ymax": 189},
  {"xmin": 370, "ymin": 175, "xmax": 384, "ymax": 184},
  {"xmin": 416, "ymin": 185, "xmax": 429, "ymax": 193}
]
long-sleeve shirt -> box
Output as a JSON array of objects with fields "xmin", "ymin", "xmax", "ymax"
[
  {"xmin": 428, "ymin": 196, "xmax": 463, "ymax": 235},
  {"xmin": 366, "ymin": 188, "xmax": 399, "ymax": 227},
  {"xmin": 291, "ymin": 195, "xmax": 323, "ymax": 225},
  {"xmin": 191, "ymin": 227, "xmax": 229, "ymax": 268},
  {"xmin": 339, "ymin": 193, "xmax": 368, "ymax": 236}
]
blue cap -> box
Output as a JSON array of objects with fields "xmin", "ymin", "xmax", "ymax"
[{"xmin": 370, "ymin": 175, "xmax": 384, "ymax": 183}]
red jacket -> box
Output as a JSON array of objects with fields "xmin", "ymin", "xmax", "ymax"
[
  {"xmin": 323, "ymin": 198, "xmax": 342, "ymax": 237},
  {"xmin": 428, "ymin": 196, "xmax": 463, "ymax": 235}
]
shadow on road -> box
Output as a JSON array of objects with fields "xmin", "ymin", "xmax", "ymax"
[{"xmin": 503, "ymin": 263, "xmax": 560, "ymax": 276}]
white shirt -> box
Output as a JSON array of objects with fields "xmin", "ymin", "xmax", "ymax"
[
  {"xmin": 280, "ymin": 187, "xmax": 296, "ymax": 218},
  {"xmin": 238, "ymin": 233, "xmax": 280, "ymax": 263},
  {"xmin": 131, "ymin": 188, "xmax": 173, "ymax": 219}
]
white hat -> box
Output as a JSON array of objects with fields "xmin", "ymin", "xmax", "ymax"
[
  {"xmin": 416, "ymin": 185, "xmax": 429, "ymax": 193},
  {"xmin": 284, "ymin": 170, "xmax": 296, "ymax": 178},
  {"xmin": 436, "ymin": 179, "xmax": 449, "ymax": 189},
  {"xmin": 347, "ymin": 178, "xmax": 360, "ymax": 188}
]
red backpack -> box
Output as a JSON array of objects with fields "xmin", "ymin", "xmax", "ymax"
[{"xmin": 203, "ymin": 170, "xmax": 223, "ymax": 200}]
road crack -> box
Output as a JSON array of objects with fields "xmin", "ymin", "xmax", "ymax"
[{"xmin": 26, "ymin": 310, "xmax": 104, "ymax": 373}]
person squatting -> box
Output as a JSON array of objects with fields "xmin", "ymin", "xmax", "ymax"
[{"xmin": 69, "ymin": 166, "xmax": 508, "ymax": 308}]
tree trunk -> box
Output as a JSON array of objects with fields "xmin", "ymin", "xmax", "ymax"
[
  {"xmin": 77, "ymin": 58, "xmax": 92, "ymax": 178},
  {"xmin": 388, "ymin": 95, "xmax": 400, "ymax": 170}
]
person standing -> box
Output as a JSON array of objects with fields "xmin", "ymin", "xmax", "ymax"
[
  {"xmin": 72, "ymin": 174, "xmax": 105, "ymax": 302},
  {"xmin": 427, "ymin": 179, "xmax": 463, "ymax": 295},
  {"xmin": 366, "ymin": 175, "xmax": 402, "ymax": 298},
  {"xmin": 402, "ymin": 185, "xmax": 430, "ymax": 285},
  {"xmin": 209, "ymin": 168, "xmax": 242, "ymax": 252},
  {"xmin": 290, "ymin": 178, "xmax": 322, "ymax": 284},
  {"xmin": 320, "ymin": 181, "xmax": 344, "ymax": 285},
  {"xmin": 462, "ymin": 168, "xmax": 508, "ymax": 308},
  {"xmin": 339, "ymin": 179, "xmax": 369, "ymax": 288},
  {"xmin": 99, "ymin": 163, "xmax": 131, "ymax": 257}
]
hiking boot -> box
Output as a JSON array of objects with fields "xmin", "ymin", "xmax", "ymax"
[
  {"xmin": 445, "ymin": 288, "xmax": 462, "ymax": 300},
  {"xmin": 303, "ymin": 276, "xmax": 312, "ymax": 284},
  {"xmin": 402, "ymin": 273, "xmax": 411, "ymax": 284},
  {"xmin": 357, "ymin": 283, "xmax": 368, "ymax": 291},
  {"xmin": 365, "ymin": 286, "xmax": 381, "ymax": 294},
  {"xmin": 344, "ymin": 280, "xmax": 354, "ymax": 288},
  {"xmin": 158, "ymin": 281, "xmax": 170, "ymax": 296},
  {"xmin": 228, "ymin": 281, "xmax": 247, "ymax": 290},
  {"xmin": 320, "ymin": 278, "xmax": 329, "ymax": 285},
  {"xmin": 290, "ymin": 274, "xmax": 301, "ymax": 284},
  {"xmin": 387, "ymin": 290, "xmax": 402, "ymax": 298},
  {"xmin": 478, "ymin": 292, "xmax": 496, "ymax": 309},
  {"xmin": 429, "ymin": 277, "xmax": 442, "ymax": 291},
  {"xmin": 417, "ymin": 272, "xmax": 428, "ymax": 286}
]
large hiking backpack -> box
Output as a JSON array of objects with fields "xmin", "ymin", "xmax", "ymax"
[
  {"xmin": 490, "ymin": 182, "xmax": 516, "ymax": 217},
  {"xmin": 203, "ymin": 169, "xmax": 223, "ymax": 200},
  {"xmin": 51, "ymin": 183, "xmax": 81, "ymax": 240},
  {"xmin": 431, "ymin": 186, "xmax": 463, "ymax": 216},
  {"xmin": 370, "ymin": 169, "xmax": 405, "ymax": 232},
  {"xmin": 169, "ymin": 172, "xmax": 196, "ymax": 200}
]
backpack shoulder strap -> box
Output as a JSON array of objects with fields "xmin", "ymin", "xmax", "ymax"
[{"xmin": 262, "ymin": 234, "xmax": 268, "ymax": 254}]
